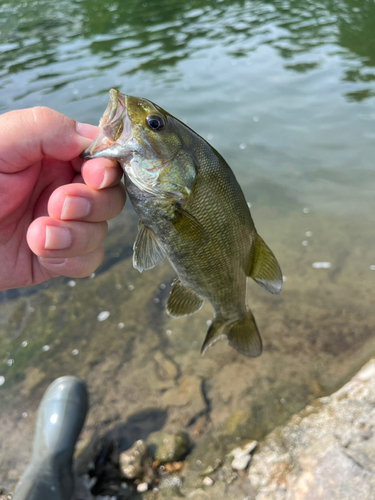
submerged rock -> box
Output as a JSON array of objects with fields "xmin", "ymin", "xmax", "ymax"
[
  {"xmin": 249, "ymin": 358, "xmax": 375, "ymax": 500},
  {"xmin": 159, "ymin": 476, "xmax": 183, "ymax": 498},
  {"xmin": 136, "ymin": 482, "xmax": 148, "ymax": 493},
  {"xmin": 202, "ymin": 477, "xmax": 214, "ymax": 487},
  {"xmin": 229, "ymin": 440, "xmax": 258, "ymax": 471},
  {"xmin": 147, "ymin": 431, "xmax": 191, "ymax": 464},
  {"xmin": 119, "ymin": 439, "xmax": 148, "ymax": 479}
]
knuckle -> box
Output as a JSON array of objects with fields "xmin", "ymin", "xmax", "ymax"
[{"xmin": 31, "ymin": 106, "xmax": 51, "ymax": 124}]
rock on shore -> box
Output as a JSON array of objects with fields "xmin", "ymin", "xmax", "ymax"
[{"xmin": 249, "ymin": 358, "xmax": 375, "ymax": 500}]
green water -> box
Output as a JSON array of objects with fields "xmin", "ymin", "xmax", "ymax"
[{"xmin": 1, "ymin": 0, "xmax": 375, "ymax": 493}]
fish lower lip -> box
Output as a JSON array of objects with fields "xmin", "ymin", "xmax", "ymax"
[
  {"xmin": 80, "ymin": 146, "xmax": 94, "ymax": 160},
  {"xmin": 80, "ymin": 136, "xmax": 113, "ymax": 159},
  {"xmin": 81, "ymin": 144, "xmax": 94, "ymax": 159},
  {"xmin": 81, "ymin": 136, "xmax": 133, "ymax": 162}
]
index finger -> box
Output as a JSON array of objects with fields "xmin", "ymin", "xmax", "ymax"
[
  {"xmin": 81, "ymin": 157, "xmax": 123, "ymax": 190},
  {"xmin": 0, "ymin": 107, "xmax": 99, "ymax": 173}
]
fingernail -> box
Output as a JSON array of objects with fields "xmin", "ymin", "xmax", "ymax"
[
  {"xmin": 99, "ymin": 169, "xmax": 109, "ymax": 189},
  {"xmin": 45, "ymin": 226, "xmax": 71, "ymax": 250},
  {"xmin": 61, "ymin": 196, "xmax": 90, "ymax": 220},
  {"xmin": 39, "ymin": 257, "xmax": 67, "ymax": 265},
  {"xmin": 75, "ymin": 122, "xmax": 98, "ymax": 138}
]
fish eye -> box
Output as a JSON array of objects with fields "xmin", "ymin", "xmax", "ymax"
[{"xmin": 146, "ymin": 115, "xmax": 165, "ymax": 131}]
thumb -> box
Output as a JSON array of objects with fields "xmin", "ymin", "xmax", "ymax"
[{"xmin": 0, "ymin": 107, "xmax": 98, "ymax": 173}]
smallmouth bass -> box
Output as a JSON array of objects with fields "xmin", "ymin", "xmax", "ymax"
[{"xmin": 82, "ymin": 89, "xmax": 282, "ymax": 357}]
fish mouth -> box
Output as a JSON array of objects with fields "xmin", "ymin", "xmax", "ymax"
[{"xmin": 81, "ymin": 88, "xmax": 132, "ymax": 160}]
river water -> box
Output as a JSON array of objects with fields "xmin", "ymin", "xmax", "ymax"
[{"xmin": 0, "ymin": 0, "xmax": 375, "ymax": 494}]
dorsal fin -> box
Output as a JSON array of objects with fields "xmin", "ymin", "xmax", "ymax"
[
  {"xmin": 133, "ymin": 222, "xmax": 166, "ymax": 273},
  {"xmin": 249, "ymin": 234, "xmax": 282, "ymax": 294},
  {"xmin": 166, "ymin": 278, "xmax": 204, "ymax": 318}
]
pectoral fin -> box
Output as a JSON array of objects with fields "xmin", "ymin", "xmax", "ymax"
[
  {"xmin": 170, "ymin": 204, "xmax": 207, "ymax": 246},
  {"xmin": 201, "ymin": 310, "xmax": 262, "ymax": 357},
  {"xmin": 166, "ymin": 278, "xmax": 204, "ymax": 318},
  {"xmin": 249, "ymin": 234, "xmax": 282, "ymax": 294},
  {"xmin": 133, "ymin": 222, "xmax": 166, "ymax": 272}
]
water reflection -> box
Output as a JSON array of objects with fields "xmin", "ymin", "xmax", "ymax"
[{"xmin": 1, "ymin": 0, "xmax": 375, "ymax": 103}]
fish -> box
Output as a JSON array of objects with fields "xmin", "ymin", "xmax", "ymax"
[
  {"xmin": 82, "ymin": 89, "xmax": 282, "ymax": 357},
  {"xmin": 13, "ymin": 376, "xmax": 89, "ymax": 500}
]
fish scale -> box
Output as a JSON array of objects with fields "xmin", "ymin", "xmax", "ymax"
[
  {"xmin": 82, "ymin": 89, "xmax": 282, "ymax": 357},
  {"xmin": 156, "ymin": 149, "xmax": 253, "ymax": 316}
]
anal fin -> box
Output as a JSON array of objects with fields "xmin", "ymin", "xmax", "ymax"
[
  {"xmin": 166, "ymin": 278, "xmax": 204, "ymax": 318},
  {"xmin": 249, "ymin": 233, "xmax": 283, "ymax": 294},
  {"xmin": 133, "ymin": 221, "xmax": 166, "ymax": 273}
]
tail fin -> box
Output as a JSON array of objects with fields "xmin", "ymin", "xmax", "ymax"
[{"xmin": 201, "ymin": 310, "xmax": 262, "ymax": 357}]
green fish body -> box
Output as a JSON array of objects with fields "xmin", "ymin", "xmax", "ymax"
[{"xmin": 83, "ymin": 89, "xmax": 282, "ymax": 357}]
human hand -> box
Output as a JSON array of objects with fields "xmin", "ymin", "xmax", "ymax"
[{"xmin": 0, "ymin": 106, "xmax": 126, "ymax": 291}]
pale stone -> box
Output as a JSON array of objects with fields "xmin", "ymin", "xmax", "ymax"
[
  {"xmin": 230, "ymin": 440, "xmax": 258, "ymax": 470},
  {"xmin": 249, "ymin": 358, "xmax": 375, "ymax": 500},
  {"xmin": 137, "ymin": 482, "xmax": 148, "ymax": 493},
  {"xmin": 119, "ymin": 440, "xmax": 147, "ymax": 479},
  {"xmin": 202, "ymin": 476, "xmax": 214, "ymax": 486}
]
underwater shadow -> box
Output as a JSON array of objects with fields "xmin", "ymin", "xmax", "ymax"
[
  {"xmin": 106, "ymin": 407, "xmax": 168, "ymax": 452},
  {"xmin": 76, "ymin": 408, "xmax": 167, "ymax": 497}
]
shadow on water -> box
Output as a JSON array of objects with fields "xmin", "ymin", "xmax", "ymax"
[
  {"xmin": 106, "ymin": 408, "xmax": 167, "ymax": 451},
  {"xmin": 75, "ymin": 408, "xmax": 167, "ymax": 496}
]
